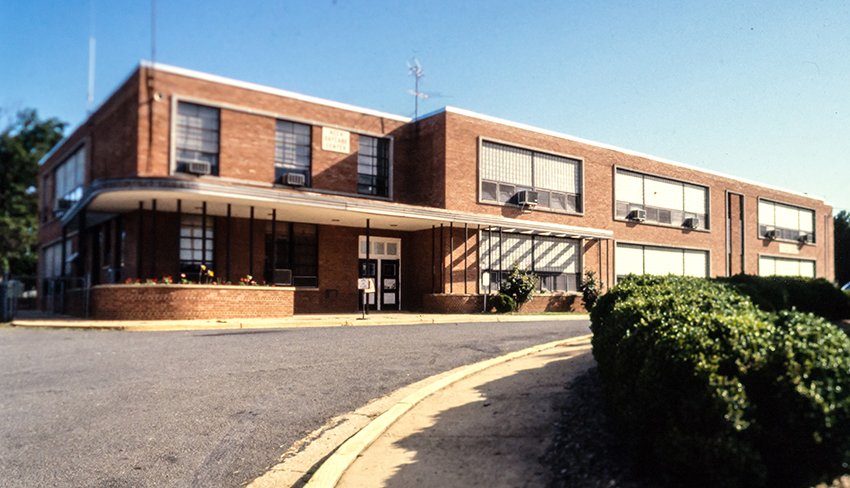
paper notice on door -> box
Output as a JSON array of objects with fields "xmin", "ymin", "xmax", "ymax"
[{"xmin": 383, "ymin": 278, "xmax": 397, "ymax": 290}]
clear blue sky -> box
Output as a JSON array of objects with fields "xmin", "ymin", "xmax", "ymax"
[{"xmin": 2, "ymin": 0, "xmax": 848, "ymax": 212}]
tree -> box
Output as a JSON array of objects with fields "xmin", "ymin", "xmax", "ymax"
[
  {"xmin": 835, "ymin": 210, "xmax": 850, "ymax": 287},
  {"xmin": 0, "ymin": 109, "xmax": 66, "ymax": 276}
]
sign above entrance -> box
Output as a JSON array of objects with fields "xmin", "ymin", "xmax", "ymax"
[
  {"xmin": 358, "ymin": 278, "xmax": 375, "ymax": 293},
  {"xmin": 322, "ymin": 127, "xmax": 350, "ymax": 153}
]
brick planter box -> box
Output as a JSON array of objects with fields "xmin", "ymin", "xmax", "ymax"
[
  {"xmin": 423, "ymin": 293, "xmax": 585, "ymax": 314},
  {"xmin": 90, "ymin": 284, "xmax": 294, "ymax": 320}
]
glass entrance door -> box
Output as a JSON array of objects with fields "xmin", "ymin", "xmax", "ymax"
[{"xmin": 358, "ymin": 236, "xmax": 401, "ymax": 311}]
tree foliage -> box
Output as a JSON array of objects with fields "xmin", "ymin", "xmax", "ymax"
[
  {"xmin": 0, "ymin": 108, "xmax": 66, "ymax": 275},
  {"xmin": 835, "ymin": 210, "xmax": 850, "ymax": 287}
]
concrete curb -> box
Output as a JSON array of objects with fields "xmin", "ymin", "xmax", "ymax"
[
  {"xmin": 303, "ymin": 333, "xmax": 594, "ymax": 488},
  {"xmin": 9, "ymin": 313, "xmax": 589, "ymax": 332}
]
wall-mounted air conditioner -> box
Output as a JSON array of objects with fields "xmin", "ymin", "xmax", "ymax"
[
  {"xmin": 628, "ymin": 209, "xmax": 647, "ymax": 222},
  {"xmin": 274, "ymin": 269, "xmax": 293, "ymax": 286},
  {"xmin": 798, "ymin": 233, "xmax": 810, "ymax": 244},
  {"xmin": 283, "ymin": 173, "xmax": 306, "ymax": 186},
  {"xmin": 764, "ymin": 227, "xmax": 777, "ymax": 239},
  {"xmin": 516, "ymin": 190, "xmax": 539, "ymax": 206},
  {"xmin": 186, "ymin": 161, "xmax": 211, "ymax": 175},
  {"xmin": 684, "ymin": 217, "xmax": 700, "ymax": 229}
]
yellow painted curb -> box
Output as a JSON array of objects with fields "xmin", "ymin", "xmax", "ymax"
[{"xmin": 303, "ymin": 333, "xmax": 593, "ymax": 488}]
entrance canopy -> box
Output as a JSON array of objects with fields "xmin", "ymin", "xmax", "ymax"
[{"xmin": 63, "ymin": 178, "xmax": 614, "ymax": 239}]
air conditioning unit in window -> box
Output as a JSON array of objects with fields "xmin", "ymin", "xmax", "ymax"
[
  {"xmin": 57, "ymin": 198, "xmax": 73, "ymax": 211},
  {"xmin": 628, "ymin": 209, "xmax": 647, "ymax": 222},
  {"xmin": 283, "ymin": 173, "xmax": 306, "ymax": 186},
  {"xmin": 684, "ymin": 217, "xmax": 701, "ymax": 229},
  {"xmin": 517, "ymin": 190, "xmax": 539, "ymax": 207},
  {"xmin": 186, "ymin": 161, "xmax": 211, "ymax": 175},
  {"xmin": 274, "ymin": 269, "xmax": 293, "ymax": 286},
  {"xmin": 764, "ymin": 227, "xmax": 777, "ymax": 239},
  {"xmin": 798, "ymin": 233, "xmax": 811, "ymax": 244}
]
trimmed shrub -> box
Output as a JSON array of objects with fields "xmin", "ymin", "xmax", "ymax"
[
  {"xmin": 490, "ymin": 293, "xmax": 516, "ymax": 313},
  {"xmin": 499, "ymin": 263, "xmax": 538, "ymax": 309},
  {"xmin": 591, "ymin": 274, "xmax": 850, "ymax": 488},
  {"xmin": 579, "ymin": 270, "xmax": 602, "ymax": 311},
  {"xmin": 715, "ymin": 274, "xmax": 850, "ymax": 322}
]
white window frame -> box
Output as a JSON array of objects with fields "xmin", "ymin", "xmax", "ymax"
[{"xmin": 757, "ymin": 254, "xmax": 816, "ymax": 278}]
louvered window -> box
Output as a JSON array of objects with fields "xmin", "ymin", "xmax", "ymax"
[
  {"xmin": 480, "ymin": 141, "xmax": 582, "ymax": 213},
  {"xmin": 480, "ymin": 232, "xmax": 580, "ymax": 292}
]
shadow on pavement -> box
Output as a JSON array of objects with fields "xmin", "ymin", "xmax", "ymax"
[{"xmin": 371, "ymin": 345, "xmax": 595, "ymax": 488}]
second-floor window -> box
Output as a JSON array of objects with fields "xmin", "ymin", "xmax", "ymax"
[
  {"xmin": 176, "ymin": 102, "xmax": 220, "ymax": 176},
  {"xmin": 275, "ymin": 120, "xmax": 311, "ymax": 186},
  {"xmin": 479, "ymin": 141, "xmax": 582, "ymax": 212},
  {"xmin": 615, "ymin": 168, "xmax": 709, "ymax": 229},
  {"xmin": 54, "ymin": 145, "xmax": 86, "ymax": 214},
  {"xmin": 758, "ymin": 199, "xmax": 815, "ymax": 242},
  {"xmin": 357, "ymin": 136, "xmax": 389, "ymax": 197}
]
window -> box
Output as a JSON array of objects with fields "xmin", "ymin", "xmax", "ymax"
[
  {"xmin": 480, "ymin": 141, "xmax": 582, "ymax": 212},
  {"xmin": 42, "ymin": 243, "xmax": 64, "ymax": 279},
  {"xmin": 54, "ymin": 146, "xmax": 86, "ymax": 214},
  {"xmin": 264, "ymin": 222, "xmax": 318, "ymax": 287},
  {"xmin": 275, "ymin": 120, "xmax": 311, "ymax": 185},
  {"xmin": 179, "ymin": 214, "xmax": 214, "ymax": 279},
  {"xmin": 176, "ymin": 102, "xmax": 220, "ymax": 175},
  {"xmin": 758, "ymin": 199, "xmax": 815, "ymax": 242},
  {"xmin": 758, "ymin": 256, "xmax": 815, "ymax": 278},
  {"xmin": 615, "ymin": 243, "xmax": 707, "ymax": 281},
  {"xmin": 614, "ymin": 169, "xmax": 708, "ymax": 228},
  {"xmin": 480, "ymin": 232, "xmax": 580, "ymax": 292},
  {"xmin": 357, "ymin": 136, "xmax": 390, "ymax": 197}
]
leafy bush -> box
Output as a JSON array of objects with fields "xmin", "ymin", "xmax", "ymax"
[
  {"xmin": 579, "ymin": 270, "xmax": 602, "ymax": 311},
  {"xmin": 490, "ymin": 293, "xmax": 516, "ymax": 313},
  {"xmin": 591, "ymin": 274, "xmax": 850, "ymax": 488},
  {"xmin": 499, "ymin": 263, "xmax": 538, "ymax": 309},
  {"xmin": 715, "ymin": 274, "xmax": 850, "ymax": 322}
]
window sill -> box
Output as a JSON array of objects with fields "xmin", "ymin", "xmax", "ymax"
[
  {"xmin": 614, "ymin": 217, "xmax": 711, "ymax": 233},
  {"xmin": 477, "ymin": 199, "xmax": 584, "ymax": 217}
]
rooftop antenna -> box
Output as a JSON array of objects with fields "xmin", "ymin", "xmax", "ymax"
[
  {"xmin": 86, "ymin": 0, "xmax": 96, "ymax": 114},
  {"xmin": 407, "ymin": 57, "xmax": 428, "ymax": 120}
]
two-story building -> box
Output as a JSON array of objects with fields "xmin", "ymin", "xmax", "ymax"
[{"xmin": 37, "ymin": 62, "xmax": 835, "ymax": 319}]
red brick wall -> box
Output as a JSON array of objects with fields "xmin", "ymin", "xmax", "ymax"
[
  {"xmin": 90, "ymin": 284, "xmax": 294, "ymax": 320},
  {"xmin": 438, "ymin": 110, "xmax": 834, "ymax": 281}
]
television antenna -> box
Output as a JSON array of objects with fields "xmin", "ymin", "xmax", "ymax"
[{"xmin": 407, "ymin": 57, "xmax": 428, "ymax": 120}]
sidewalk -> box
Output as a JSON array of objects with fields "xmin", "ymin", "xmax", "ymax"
[
  {"xmin": 8, "ymin": 310, "xmax": 588, "ymax": 331},
  {"xmin": 304, "ymin": 335, "xmax": 595, "ymax": 488}
]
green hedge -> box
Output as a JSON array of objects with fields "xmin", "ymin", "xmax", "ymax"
[
  {"xmin": 591, "ymin": 275, "xmax": 850, "ymax": 488},
  {"xmin": 715, "ymin": 274, "xmax": 850, "ymax": 322}
]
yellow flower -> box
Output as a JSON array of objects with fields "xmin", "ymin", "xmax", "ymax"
[
  {"xmin": 209, "ymin": 270, "xmax": 214, "ymax": 277},
  {"xmin": 200, "ymin": 264, "xmax": 207, "ymax": 270}
]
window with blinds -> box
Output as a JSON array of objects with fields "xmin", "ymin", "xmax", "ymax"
[
  {"xmin": 614, "ymin": 169, "xmax": 709, "ymax": 228},
  {"xmin": 758, "ymin": 256, "xmax": 815, "ymax": 278},
  {"xmin": 275, "ymin": 120, "xmax": 312, "ymax": 185},
  {"xmin": 176, "ymin": 102, "xmax": 220, "ymax": 175},
  {"xmin": 615, "ymin": 243, "xmax": 708, "ymax": 281},
  {"xmin": 480, "ymin": 141, "xmax": 582, "ymax": 213},
  {"xmin": 480, "ymin": 232, "xmax": 580, "ymax": 292},
  {"xmin": 757, "ymin": 199, "xmax": 815, "ymax": 242},
  {"xmin": 54, "ymin": 145, "xmax": 86, "ymax": 214}
]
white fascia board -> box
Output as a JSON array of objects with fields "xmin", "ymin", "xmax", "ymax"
[
  {"xmin": 142, "ymin": 61, "xmax": 411, "ymax": 123},
  {"xmin": 441, "ymin": 106, "xmax": 828, "ymax": 205}
]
